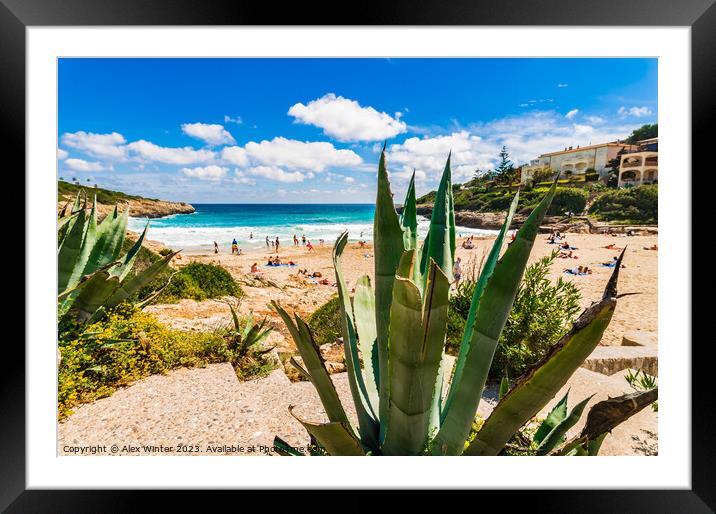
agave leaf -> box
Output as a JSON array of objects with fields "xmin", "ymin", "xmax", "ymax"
[
  {"xmin": 533, "ymin": 390, "xmax": 569, "ymax": 445},
  {"xmin": 536, "ymin": 395, "xmax": 593, "ymax": 455},
  {"xmin": 57, "ymin": 210, "xmax": 79, "ymax": 233},
  {"xmin": 586, "ymin": 433, "xmax": 607, "ymax": 455},
  {"xmin": 333, "ymin": 233, "xmax": 380, "ymax": 449},
  {"xmin": 442, "ymin": 191, "xmax": 519, "ymax": 423},
  {"xmin": 288, "ymin": 406, "xmax": 365, "ymax": 456},
  {"xmin": 420, "ymin": 155, "xmax": 454, "ymax": 284},
  {"xmin": 464, "ymin": 285, "xmax": 618, "ymax": 456},
  {"xmin": 372, "ymin": 149, "xmax": 405, "ymax": 441},
  {"xmin": 67, "ymin": 270, "xmax": 121, "ymax": 323},
  {"xmin": 400, "ymin": 170, "xmax": 418, "ymax": 251},
  {"xmin": 88, "ymin": 205, "xmax": 128, "ymax": 270},
  {"xmin": 111, "ymin": 220, "xmax": 149, "ymax": 281},
  {"xmin": 57, "ymin": 204, "xmax": 89, "ymax": 294},
  {"xmin": 381, "ymin": 261, "xmax": 449, "ymax": 455},
  {"xmin": 273, "ymin": 436, "xmax": 306, "ymax": 456},
  {"xmin": 554, "ymin": 387, "xmax": 658, "ymax": 456},
  {"xmin": 428, "ymin": 352, "xmax": 452, "ymax": 437},
  {"xmin": 433, "ymin": 181, "xmax": 557, "ymax": 455},
  {"xmin": 134, "ymin": 272, "xmax": 177, "ymax": 310},
  {"xmin": 353, "ymin": 275, "xmax": 380, "ymax": 411},
  {"xmin": 100, "ymin": 251, "xmax": 177, "ymax": 315},
  {"xmin": 499, "ymin": 374, "xmax": 510, "ymax": 401},
  {"xmin": 271, "ymin": 301, "xmax": 351, "ymax": 426},
  {"xmin": 288, "ymin": 357, "xmax": 312, "ymax": 381}
]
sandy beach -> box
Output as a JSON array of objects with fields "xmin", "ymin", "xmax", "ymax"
[{"xmin": 147, "ymin": 232, "xmax": 658, "ymax": 353}]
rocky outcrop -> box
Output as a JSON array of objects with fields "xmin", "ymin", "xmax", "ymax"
[
  {"xmin": 405, "ymin": 205, "xmax": 658, "ymax": 235},
  {"xmin": 58, "ymin": 196, "xmax": 194, "ymax": 221}
]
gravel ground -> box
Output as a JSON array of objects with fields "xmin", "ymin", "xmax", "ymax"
[
  {"xmin": 58, "ymin": 364, "xmax": 653, "ymax": 457},
  {"xmin": 57, "ymin": 364, "xmax": 497, "ymax": 456}
]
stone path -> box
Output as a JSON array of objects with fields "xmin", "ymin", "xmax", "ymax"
[{"xmin": 58, "ymin": 363, "xmax": 655, "ymax": 457}]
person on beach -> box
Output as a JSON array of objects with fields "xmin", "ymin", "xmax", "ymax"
[
  {"xmin": 214, "ymin": 241, "xmax": 219, "ymax": 254},
  {"xmin": 265, "ymin": 236, "xmax": 270, "ymax": 247},
  {"xmin": 275, "ymin": 237, "xmax": 280, "ymax": 251},
  {"xmin": 453, "ymin": 257, "xmax": 463, "ymax": 287},
  {"xmin": 293, "ymin": 234, "xmax": 298, "ymax": 246},
  {"xmin": 231, "ymin": 239, "xmax": 239, "ymax": 255},
  {"xmin": 270, "ymin": 240, "xmax": 275, "ymax": 249},
  {"xmin": 302, "ymin": 234, "xmax": 306, "ymax": 245},
  {"xmin": 251, "ymin": 263, "xmax": 259, "ymax": 273},
  {"xmin": 250, "ymin": 232, "xmax": 253, "ymax": 239},
  {"xmin": 306, "ymin": 241, "xmax": 314, "ymax": 252}
]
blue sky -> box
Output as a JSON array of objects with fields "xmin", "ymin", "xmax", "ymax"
[{"xmin": 58, "ymin": 58, "xmax": 657, "ymax": 203}]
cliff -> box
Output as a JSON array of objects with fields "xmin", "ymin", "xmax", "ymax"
[{"xmin": 58, "ymin": 181, "xmax": 195, "ymax": 220}]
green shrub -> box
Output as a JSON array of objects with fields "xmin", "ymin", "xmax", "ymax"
[
  {"xmin": 589, "ymin": 184, "xmax": 657, "ymax": 223},
  {"xmin": 58, "ymin": 302, "xmax": 275, "ymax": 419},
  {"xmin": 307, "ymin": 295, "xmax": 342, "ymax": 347},
  {"xmin": 58, "ymin": 304, "xmax": 230, "ymax": 420},
  {"xmin": 446, "ymin": 252, "xmax": 581, "ymax": 380},
  {"xmin": 158, "ymin": 248, "xmax": 174, "ymax": 257},
  {"xmin": 138, "ymin": 262, "xmax": 242, "ymax": 303}
]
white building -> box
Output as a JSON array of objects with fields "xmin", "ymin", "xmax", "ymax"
[
  {"xmin": 617, "ymin": 137, "xmax": 658, "ymax": 187},
  {"xmin": 521, "ymin": 141, "xmax": 636, "ymax": 184}
]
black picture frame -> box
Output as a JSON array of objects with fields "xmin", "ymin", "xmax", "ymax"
[{"xmin": 4, "ymin": 0, "xmax": 710, "ymax": 511}]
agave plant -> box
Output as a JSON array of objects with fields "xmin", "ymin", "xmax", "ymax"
[
  {"xmin": 225, "ymin": 303, "xmax": 274, "ymax": 369},
  {"xmin": 58, "ymin": 191, "xmax": 177, "ymax": 323},
  {"xmin": 272, "ymin": 150, "xmax": 656, "ymax": 456}
]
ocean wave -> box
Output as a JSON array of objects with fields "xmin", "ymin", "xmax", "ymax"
[{"xmin": 128, "ymin": 213, "xmax": 497, "ymax": 250}]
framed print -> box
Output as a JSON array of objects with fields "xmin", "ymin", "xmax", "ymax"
[{"xmin": 4, "ymin": 0, "xmax": 712, "ymax": 510}]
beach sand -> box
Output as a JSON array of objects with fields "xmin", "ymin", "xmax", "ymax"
[{"xmin": 146, "ymin": 232, "xmax": 658, "ymax": 353}]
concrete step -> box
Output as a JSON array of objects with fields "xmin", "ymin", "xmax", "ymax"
[{"xmin": 581, "ymin": 345, "xmax": 658, "ymax": 377}]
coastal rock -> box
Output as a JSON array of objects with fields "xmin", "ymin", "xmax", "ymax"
[{"xmin": 58, "ymin": 197, "xmax": 195, "ymax": 221}]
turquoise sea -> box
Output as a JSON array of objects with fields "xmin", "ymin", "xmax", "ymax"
[{"xmin": 128, "ymin": 204, "xmax": 496, "ymax": 251}]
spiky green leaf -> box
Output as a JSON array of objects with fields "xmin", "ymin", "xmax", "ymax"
[
  {"xmin": 373, "ymin": 149, "xmax": 405, "ymax": 441},
  {"xmin": 433, "ymin": 180, "xmax": 557, "ymax": 455}
]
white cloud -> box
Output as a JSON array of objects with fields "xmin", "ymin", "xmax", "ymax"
[
  {"xmin": 565, "ymin": 109, "xmax": 579, "ymax": 120},
  {"xmin": 181, "ymin": 122, "xmax": 236, "ymax": 146},
  {"xmin": 61, "ymin": 131, "xmax": 127, "ymax": 160},
  {"xmin": 344, "ymin": 176, "xmax": 355, "ymax": 183},
  {"xmin": 221, "ymin": 146, "xmax": 250, "ymax": 166},
  {"xmin": 57, "ymin": 149, "xmax": 69, "ymax": 160},
  {"xmin": 224, "ymin": 115, "xmax": 242, "ymax": 124},
  {"xmin": 233, "ymin": 169, "xmax": 256, "ymax": 185},
  {"xmin": 127, "ymin": 140, "xmax": 216, "ymax": 165},
  {"xmin": 585, "ymin": 116, "xmax": 606, "ymax": 125},
  {"xmin": 249, "ymin": 165, "xmax": 306, "ymax": 183},
  {"xmin": 557, "ymin": 83, "xmax": 569, "ymax": 88},
  {"xmin": 64, "ymin": 158, "xmax": 111, "ymax": 172},
  {"xmin": 180, "ymin": 165, "xmax": 228, "ymax": 181},
  {"xmin": 618, "ymin": 106, "xmax": 653, "ymax": 118},
  {"xmin": 288, "ymin": 93, "xmax": 407, "ymax": 142},
  {"xmin": 243, "ymin": 137, "xmax": 361, "ymax": 171}
]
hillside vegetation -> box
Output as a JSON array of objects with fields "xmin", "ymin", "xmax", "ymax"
[
  {"xmin": 417, "ymin": 182, "xmax": 657, "ymax": 223},
  {"xmin": 58, "ymin": 180, "xmax": 159, "ymax": 204}
]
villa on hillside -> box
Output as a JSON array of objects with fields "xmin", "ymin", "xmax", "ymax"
[
  {"xmin": 520, "ymin": 141, "xmax": 636, "ymax": 184},
  {"xmin": 617, "ymin": 137, "xmax": 658, "ymax": 187}
]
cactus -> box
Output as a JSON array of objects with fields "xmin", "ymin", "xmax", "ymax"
[
  {"xmin": 272, "ymin": 150, "xmax": 656, "ymax": 456},
  {"xmin": 58, "ymin": 194, "xmax": 176, "ymax": 323}
]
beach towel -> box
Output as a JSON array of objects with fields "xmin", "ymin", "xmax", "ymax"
[
  {"xmin": 264, "ymin": 263, "xmax": 297, "ymax": 267},
  {"xmin": 601, "ymin": 262, "xmax": 617, "ymax": 268},
  {"xmin": 564, "ymin": 270, "xmax": 588, "ymax": 276}
]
